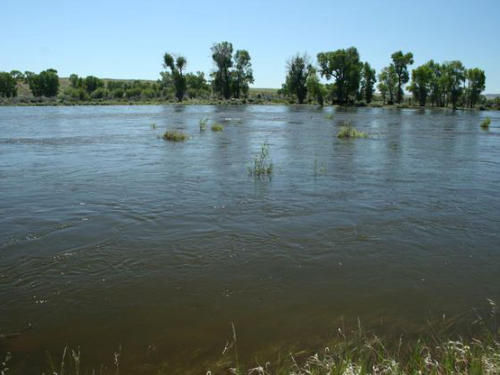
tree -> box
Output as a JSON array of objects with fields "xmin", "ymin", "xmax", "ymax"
[
  {"xmin": 378, "ymin": 66, "xmax": 398, "ymax": 104},
  {"xmin": 306, "ymin": 67, "xmax": 326, "ymax": 106},
  {"xmin": 465, "ymin": 68, "xmax": 485, "ymax": 108},
  {"xmin": 163, "ymin": 52, "xmax": 187, "ymax": 101},
  {"xmin": 409, "ymin": 63, "xmax": 433, "ymax": 106},
  {"xmin": 391, "ymin": 51, "xmax": 414, "ymax": 103},
  {"xmin": 360, "ymin": 62, "xmax": 376, "ymax": 103},
  {"xmin": 69, "ymin": 74, "xmax": 80, "ymax": 88},
  {"xmin": 442, "ymin": 61, "xmax": 465, "ymax": 109},
  {"xmin": 84, "ymin": 76, "xmax": 104, "ymax": 93},
  {"xmin": 28, "ymin": 69, "xmax": 59, "ymax": 97},
  {"xmin": 185, "ymin": 71, "xmax": 210, "ymax": 98},
  {"xmin": 232, "ymin": 50, "xmax": 254, "ymax": 98},
  {"xmin": 0, "ymin": 72, "xmax": 17, "ymax": 97},
  {"xmin": 317, "ymin": 47, "xmax": 362, "ymax": 104},
  {"xmin": 9, "ymin": 70, "xmax": 24, "ymax": 81},
  {"xmin": 283, "ymin": 54, "xmax": 310, "ymax": 104},
  {"xmin": 211, "ymin": 41, "xmax": 234, "ymax": 99}
]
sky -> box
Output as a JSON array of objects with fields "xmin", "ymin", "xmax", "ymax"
[{"xmin": 2, "ymin": 0, "xmax": 500, "ymax": 93}]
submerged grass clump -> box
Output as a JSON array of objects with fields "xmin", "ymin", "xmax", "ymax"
[
  {"xmin": 199, "ymin": 118, "xmax": 208, "ymax": 131},
  {"xmin": 337, "ymin": 123, "xmax": 368, "ymax": 139},
  {"xmin": 151, "ymin": 123, "xmax": 157, "ymax": 129},
  {"xmin": 211, "ymin": 123, "xmax": 224, "ymax": 132},
  {"xmin": 249, "ymin": 142, "xmax": 273, "ymax": 177},
  {"xmin": 163, "ymin": 130, "xmax": 188, "ymax": 142},
  {"xmin": 481, "ymin": 117, "xmax": 491, "ymax": 129},
  {"xmin": 325, "ymin": 113, "xmax": 334, "ymax": 120}
]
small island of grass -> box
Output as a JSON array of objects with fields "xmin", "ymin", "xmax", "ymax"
[{"xmin": 163, "ymin": 130, "xmax": 188, "ymax": 142}]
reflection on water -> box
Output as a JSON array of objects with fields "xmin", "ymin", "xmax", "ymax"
[{"xmin": 1, "ymin": 105, "xmax": 499, "ymax": 371}]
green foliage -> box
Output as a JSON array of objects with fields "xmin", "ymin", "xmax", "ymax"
[
  {"xmin": 90, "ymin": 87, "xmax": 108, "ymax": 99},
  {"xmin": 481, "ymin": 117, "xmax": 491, "ymax": 129},
  {"xmin": 337, "ymin": 123, "xmax": 367, "ymax": 139},
  {"xmin": 163, "ymin": 53, "xmax": 187, "ymax": 101},
  {"xmin": 232, "ymin": 49, "xmax": 254, "ymax": 98},
  {"xmin": 317, "ymin": 47, "xmax": 362, "ymax": 104},
  {"xmin": 27, "ymin": 69, "xmax": 60, "ymax": 97},
  {"xmin": 211, "ymin": 123, "xmax": 224, "ymax": 132},
  {"xmin": 125, "ymin": 87, "xmax": 142, "ymax": 99},
  {"xmin": 306, "ymin": 67, "xmax": 326, "ymax": 105},
  {"xmin": 249, "ymin": 142, "xmax": 273, "ymax": 177},
  {"xmin": 360, "ymin": 62, "xmax": 376, "ymax": 103},
  {"xmin": 199, "ymin": 118, "xmax": 208, "ymax": 131},
  {"xmin": 409, "ymin": 63, "xmax": 433, "ymax": 106},
  {"xmin": 163, "ymin": 130, "xmax": 188, "ymax": 142},
  {"xmin": 465, "ymin": 68, "xmax": 486, "ymax": 108},
  {"xmin": 0, "ymin": 72, "xmax": 18, "ymax": 97},
  {"xmin": 84, "ymin": 76, "xmax": 104, "ymax": 93},
  {"xmin": 442, "ymin": 61, "xmax": 465, "ymax": 109},
  {"xmin": 391, "ymin": 50, "xmax": 414, "ymax": 103},
  {"xmin": 283, "ymin": 54, "xmax": 311, "ymax": 104},
  {"xmin": 185, "ymin": 71, "xmax": 210, "ymax": 98},
  {"xmin": 111, "ymin": 88, "xmax": 124, "ymax": 99},
  {"xmin": 9, "ymin": 70, "xmax": 24, "ymax": 81},
  {"xmin": 211, "ymin": 41, "xmax": 234, "ymax": 99},
  {"xmin": 378, "ymin": 66, "xmax": 398, "ymax": 104}
]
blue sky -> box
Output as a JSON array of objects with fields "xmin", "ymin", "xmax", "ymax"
[{"xmin": 2, "ymin": 0, "xmax": 499, "ymax": 92}]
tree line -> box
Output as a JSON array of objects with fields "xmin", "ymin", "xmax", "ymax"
[
  {"xmin": 0, "ymin": 43, "xmax": 490, "ymax": 109},
  {"xmin": 281, "ymin": 48, "xmax": 487, "ymax": 109}
]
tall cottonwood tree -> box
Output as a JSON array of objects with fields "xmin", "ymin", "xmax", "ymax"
[
  {"xmin": 317, "ymin": 47, "xmax": 362, "ymax": 104},
  {"xmin": 378, "ymin": 66, "xmax": 398, "ymax": 104},
  {"xmin": 163, "ymin": 53, "xmax": 187, "ymax": 101},
  {"xmin": 232, "ymin": 50, "xmax": 254, "ymax": 98},
  {"xmin": 360, "ymin": 62, "xmax": 376, "ymax": 103},
  {"xmin": 391, "ymin": 51, "xmax": 414, "ymax": 103},
  {"xmin": 211, "ymin": 42, "xmax": 234, "ymax": 99},
  {"xmin": 282, "ymin": 54, "xmax": 311, "ymax": 104}
]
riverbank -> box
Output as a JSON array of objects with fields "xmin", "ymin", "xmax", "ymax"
[
  {"xmin": 0, "ymin": 96, "xmax": 497, "ymax": 111},
  {"xmin": 2, "ymin": 316, "xmax": 498, "ymax": 374}
]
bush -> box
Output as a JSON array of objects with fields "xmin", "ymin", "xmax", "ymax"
[
  {"xmin": 211, "ymin": 123, "xmax": 224, "ymax": 132},
  {"xmin": 125, "ymin": 87, "xmax": 142, "ymax": 99},
  {"xmin": 111, "ymin": 88, "xmax": 124, "ymax": 99},
  {"xmin": 163, "ymin": 130, "xmax": 189, "ymax": 142},
  {"xmin": 337, "ymin": 124, "xmax": 367, "ymax": 139},
  {"xmin": 0, "ymin": 72, "xmax": 17, "ymax": 97},
  {"xmin": 481, "ymin": 117, "xmax": 491, "ymax": 129},
  {"xmin": 91, "ymin": 87, "xmax": 108, "ymax": 99}
]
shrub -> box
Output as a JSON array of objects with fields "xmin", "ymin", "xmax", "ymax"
[
  {"xmin": 91, "ymin": 87, "xmax": 108, "ymax": 99},
  {"xmin": 337, "ymin": 123, "xmax": 367, "ymax": 139},
  {"xmin": 199, "ymin": 118, "xmax": 208, "ymax": 131},
  {"xmin": 163, "ymin": 130, "xmax": 188, "ymax": 142},
  {"xmin": 249, "ymin": 142, "xmax": 273, "ymax": 177},
  {"xmin": 481, "ymin": 117, "xmax": 491, "ymax": 129},
  {"xmin": 211, "ymin": 123, "xmax": 224, "ymax": 132}
]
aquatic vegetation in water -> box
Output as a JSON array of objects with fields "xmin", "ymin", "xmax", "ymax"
[
  {"xmin": 249, "ymin": 142, "xmax": 273, "ymax": 177},
  {"xmin": 151, "ymin": 123, "xmax": 157, "ymax": 129},
  {"xmin": 325, "ymin": 113, "xmax": 334, "ymax": 120},
  {"xmin": 163, "ymin": 130, "xmax": 188, "ymax": 142},
  {"xmin": 211, "ymin": 123, "xmax": 224, "ymax": 132},
  {"xmin": 199, "ymin": 118, "xmax": 208, "ymax": 131},
  {"xmin": 337, "ymin": 123, "xmax": 367, "ymax": 139},
  {"xmin": 481, "ymin": 117, "xmax": 491, "ymax": 129},
  {"xmin": 314, "ymin": 159, "xmax": 327, "ymax": 176}
]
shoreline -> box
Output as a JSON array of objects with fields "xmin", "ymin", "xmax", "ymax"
[{"xmin": 0, "ymin": 98, "xmax": 495, "ymax": 111}]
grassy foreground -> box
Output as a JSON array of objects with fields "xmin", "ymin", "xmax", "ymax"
[{"xmin": 2, "ymin": 307, "xmax": 499, "ymax": 374}]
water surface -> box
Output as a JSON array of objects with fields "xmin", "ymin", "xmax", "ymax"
[{"xmin": 1, "ymin": 105, "xmax": 499, "ymax": 371}]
